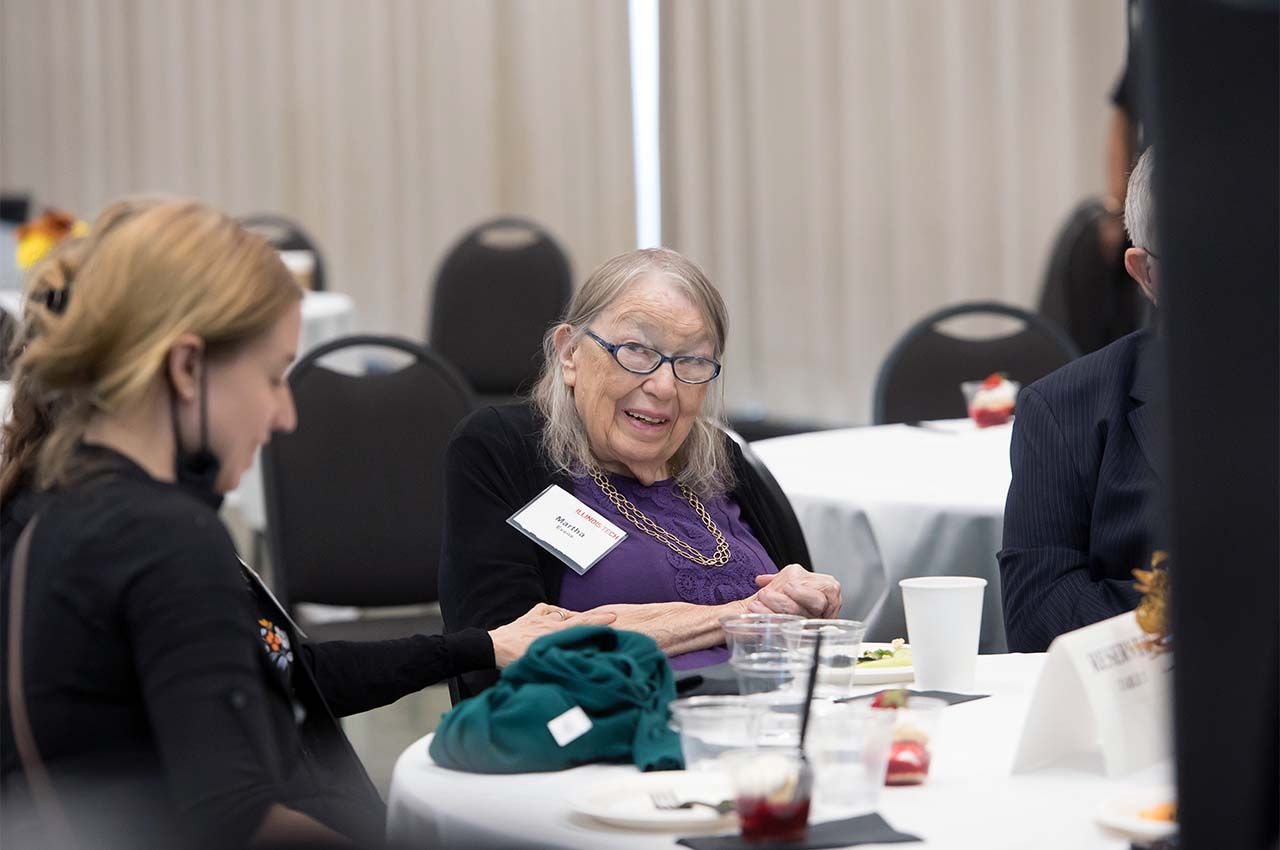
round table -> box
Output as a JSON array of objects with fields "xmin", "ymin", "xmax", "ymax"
[
  {"xmin": 750, "ymin": 421, "xmax": 1014, "ymax": 651},
  {"xmin": 386, "ymin": 653, "xmax": 1170, "ymax": 849}
]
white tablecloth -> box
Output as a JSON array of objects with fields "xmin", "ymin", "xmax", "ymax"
[
  {"xmin": 750, "ymin": 422, "xmax": 1014, "ymax": 652},
  {"xmin": 386, "ymin": 653, "xmax": 1170, "ymax": 850},
  {"xmin": 225, "ymin": 291, "xmax": 356, "ymax": 531}
]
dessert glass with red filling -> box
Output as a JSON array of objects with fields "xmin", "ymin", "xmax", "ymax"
[
  {"xmin": 870, "ymin": 690, "xmax": 947, "ymax": 786},
  {"xmin": 724, "ymin": 751, "xmax": 812, "ymax": 843},
  {"xmin": 961, "ymin": 373, "xmax": 1020, "ymax": 427}
]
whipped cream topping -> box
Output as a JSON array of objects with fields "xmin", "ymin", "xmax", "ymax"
[{"xmin": 972, "ymin": 379, "xmax": 1017, "ymax": 409}]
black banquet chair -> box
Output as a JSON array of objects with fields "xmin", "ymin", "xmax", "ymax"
[
  {"xmin": 721, "ymin": 426, "xmax": 811, "ymax": 571},
  {"xmin": 872, "ymin": 301, "xmax": 1081, "ymax": 426},
  {"xmin": 240, "ymin": 213, "xmax": 327, "ymax": 291},
  {"xmin": 262, "ymin": 335, "xmax": 475, "ymax": 642},
  {"xmin": 1037, "ymin": 197, "xmax": 1146, "ymax": 355},
  {"xmin": 428, "ymin": 216, "xmax": 572, "ymax": 407}
]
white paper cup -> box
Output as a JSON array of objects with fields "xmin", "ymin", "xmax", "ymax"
[{"xmin": 899, "ymin": 576, "xmax": 987, "ymax": 692}]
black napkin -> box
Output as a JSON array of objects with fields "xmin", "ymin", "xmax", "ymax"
[
  {"xmin": 677, "ymin": 813, "xmax": 921, "ymax": 849},
  {"xmin": 675, "ymin": 662, "xmax": 738, "ymax": 697},
  {"xmin": 674, "ymin": 667, "xmax": 991, "ymax": 706},
  {"xmin": 838, "ymin": 689, "xmax": 989, "ymax": 707}
]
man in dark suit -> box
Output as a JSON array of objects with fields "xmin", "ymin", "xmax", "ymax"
[{"xmin": 1000, "ymin": 148, "xmax": 1165, "ymax": 652}]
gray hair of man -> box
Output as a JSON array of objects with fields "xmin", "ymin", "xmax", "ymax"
[
  {"xmin": 1124, "ymin": 147, "xmax": 1157, "ymax": 253},
  {"xmin": 531, "ymin": 247, "xmax": 735, "ymax": 497}
]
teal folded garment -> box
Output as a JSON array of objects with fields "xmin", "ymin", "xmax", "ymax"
[{"xmin": 429, "ymin": 626, "xmax": 684, "ymax": 774}]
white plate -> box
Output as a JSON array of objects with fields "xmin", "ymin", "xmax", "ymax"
[
  {"xmin": 1095, "ymin": 786, "xmax": 1177, "ymax": 842},
  {"xmin": 567, "ymin": 770, "xmax": 736, "ymax": 830},
  {"xmin": 854, "ymin": 642, "xmax": 914, "ymax": 685}
]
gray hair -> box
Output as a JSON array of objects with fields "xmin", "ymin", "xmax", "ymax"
[
  {"xmin": 531, "ymin": 247, "xmax": 735, "ymax": 497},
  {"xmin": 1124, "ymin": 147, "xmax": 1157, "ymax": 252}
]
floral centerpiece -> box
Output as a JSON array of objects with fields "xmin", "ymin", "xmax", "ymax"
[{"xmin": 15, "ymin": 208, "xmax": 89, "ymax": 270}]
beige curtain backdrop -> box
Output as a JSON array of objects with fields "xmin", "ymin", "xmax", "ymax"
[
  {"xmin": 661, "ymin": 0, "xmax": 1127, "ymax": 425},
  {"xmin": 0, "ymin": 0, "xmax": 636, "ymax": 338}
]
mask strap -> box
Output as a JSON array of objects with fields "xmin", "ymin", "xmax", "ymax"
[{"xmin": 199, "ymin": 360, "xmax": 210, "ymax": 454}]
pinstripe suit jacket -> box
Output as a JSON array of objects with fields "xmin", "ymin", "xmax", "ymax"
[{"xmin": 999, "ymin": 328, "xmax": 1166, "ymax": 652}]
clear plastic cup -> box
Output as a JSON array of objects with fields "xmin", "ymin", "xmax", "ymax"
[
  {"xmin": 782, "ymin": 619, "xmax": 867, "ymax": 698},
  {"xmin": 872, "ymin": 695, "xmax": 947, "ymax": 785},
  {"xmin": 731, "ymin": 650, "xmax": 796, "ymax": 696},
  {"xmin": 668, "ymin": 696, "xmax": 757, "ymax": 770},
  {"xmin": 720, "ymin": 613, "xmax": 803, "ymax": 661},
  {"xmin": 746, "ymin": 698, "xmax": 895, "ymax": 816},
  {"xmin": 722, "ymin": 750, "xmax": 812, "ymax": 843},
  {"xmin": 807, "ymin": 701, "xmax": 896, "ymax": 814}
]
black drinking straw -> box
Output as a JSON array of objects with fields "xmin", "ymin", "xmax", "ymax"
[{"xmin": 797, "ymin": 631, "xmax": 823, "ymax": 758}]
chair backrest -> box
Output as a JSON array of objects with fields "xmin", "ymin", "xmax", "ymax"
[
  {"xmin": 872, "ymin": 301, "xmax": 1081, "ymax": 426},
  {"xmin": 240, "ymin": 213, "xmax": 327, "ymax": 291},
  {"xmin": 0, "ymin": 193, "xmax": 31, "ymax": 226},
  {"xmin": 262, "ymin": 335, "xmax": 474, "ymax": 610},
  {"xmin": 1038, "ymin": 197, "xmax": 1145, "ymax": 354},
  {"xmin": 722, "ymin": 427, "xmax": 812, "ymax": 570},
  {"xmin": 428, "ymin": 217, "xmax": 572, "ymax": 397}
]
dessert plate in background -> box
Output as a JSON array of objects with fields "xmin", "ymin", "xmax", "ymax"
[
  {"xmin": 854, "ymin": 642, "xmax": 914, "ymax": 685},
  {"xmin": 1095, "ymin": 786, "xmax": 1177, "ymax": 843}
]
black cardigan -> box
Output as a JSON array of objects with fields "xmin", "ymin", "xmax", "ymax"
[
  {"xmin": 438, "ymin": 404, "xmax": 808, "ymax": 699},
  {"xmin": 0, "ymin": 447, "xmax": 492, "ymax": 849}
]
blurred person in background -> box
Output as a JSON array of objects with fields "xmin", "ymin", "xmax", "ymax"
[{"xmin": 0, "ymin": 198, "xmax": 609, "ymax": 849}]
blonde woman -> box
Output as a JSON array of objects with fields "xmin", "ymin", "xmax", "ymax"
[
  {"xmin": 440, "ymin": 248, "xmax": 842, "ymax": 700},
  {"xmin": 0, "ymin": 200, "xmax": 609, "ymax": 849}
]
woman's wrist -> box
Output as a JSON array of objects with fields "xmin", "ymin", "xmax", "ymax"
[{"xmin": 487, "ymin": 628, "xmax": 514, "ymax": 668}]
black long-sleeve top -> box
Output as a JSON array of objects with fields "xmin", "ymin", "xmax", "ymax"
[
  {"xmin": 0, "ymin": 445, "xmax": 492, "ymax": 848},
  {"xmin": 439, "ymin": 404, "xmax": 809, "ymax": 700}
]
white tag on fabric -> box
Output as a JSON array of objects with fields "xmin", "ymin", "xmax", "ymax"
[
  {"xmin": 507, "ymin": 484, "xmax": 627, "ymax": 576},
  {"xmin": 1012, "ymin": 611, "xmax": 1172, "ymax": 776},
  {"xmin": 547, "ymin": 705, "xmax": 594, "ymax": 747}
]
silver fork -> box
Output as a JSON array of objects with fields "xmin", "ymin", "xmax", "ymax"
[{"xmin": 649, "ymin": 790, "xmax": 735, "ymax": 815}]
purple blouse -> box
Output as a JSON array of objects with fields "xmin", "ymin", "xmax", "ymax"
[{"xmin": 557, "ymin": 473, "xmax": 779, "ymax": 670}]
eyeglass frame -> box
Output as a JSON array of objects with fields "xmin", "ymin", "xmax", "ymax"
[{"xmin": 583, "ymin": 329, "xmax": 722, "ymax": 384}]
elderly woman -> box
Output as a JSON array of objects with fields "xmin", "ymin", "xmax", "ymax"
[{"xmin": 440, "ymin": 248, "xmax": 841, "ymax": 698}]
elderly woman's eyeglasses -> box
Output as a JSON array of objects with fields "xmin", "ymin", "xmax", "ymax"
[{"xmin": 584, "ymin": 330, "xmax": 722, "ymax": 384}]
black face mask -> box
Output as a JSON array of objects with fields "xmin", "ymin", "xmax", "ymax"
[{"xmin": 170, "ymin": 358, "xmax": 223, "ymax": 511}]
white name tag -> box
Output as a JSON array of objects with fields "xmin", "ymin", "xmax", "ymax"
[
  {"xmin": 1013, "ymin": 611, "xmax": 1172, "ymax": 776},
  {"xmin": 507, "ymin": 484, "xmax": 627, "ymax": 576},
  {"xmin": 547, "ymin": 705, "xmax": 594, "ymax": 747}
]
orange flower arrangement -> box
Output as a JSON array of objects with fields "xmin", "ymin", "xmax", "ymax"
[
  {"xmin": 15, "ymin": 208, "xmax": 89, "ymax": 270},
  {"xmin": 1133, "ymin": 550, "xmax": 1171, "ymax": 654}
]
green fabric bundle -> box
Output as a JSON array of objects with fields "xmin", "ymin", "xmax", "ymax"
[{"xmin": 429, "ymin": 626, "xmax": 684, "ymax": 774}]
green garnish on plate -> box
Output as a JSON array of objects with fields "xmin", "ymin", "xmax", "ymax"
[{"xmin": 856, "ymin": 639, "xmax": 913, "ymax": 668}]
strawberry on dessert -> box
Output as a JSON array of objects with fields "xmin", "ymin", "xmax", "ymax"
[
  {"xmin": 870, "ymin": 688, "xmax": 909, "ymax": 709},
  {"xmin": 886, "ymin": 737, "xmax": 931, "ymax": 786},
  {"xmin": 869, "ymin": 690, "xmax": 938, "ymax": 786},
  {"xmin": 966, "ymin": 372, "xmax": 1018, "ymax": 427}
]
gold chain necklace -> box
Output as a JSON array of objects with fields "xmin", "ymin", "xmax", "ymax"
[{"xmin": 588, "ymin": 468, "xmax": 731, "ymax": 567}]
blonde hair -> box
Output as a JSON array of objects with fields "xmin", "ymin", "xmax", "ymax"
[
  {"xmin": 532, "ymin": 247, "xmax": 734, "ymax": 496},
  {"xmin": 0, "ymin": 198, "xmax": 301, "ymax": 502}
]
